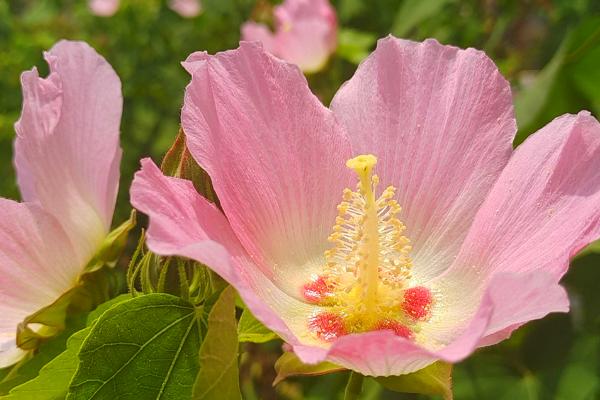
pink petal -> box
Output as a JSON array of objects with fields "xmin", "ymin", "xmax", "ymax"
[
  {"xmin": 88, "ymin": 0, "xmax": 120, "ymax": 16},
  {"xmin": 181, "ymin": 42, "xmax": 353, "ymax": 294},
  {"xmin": 14, "ymin": 40, "xmax": 122, "ymax": 259},
  {"xmin": 477, "ymin": 273, "xmax": 569, "ymax": 347},
  {"xmin": 451, "ymin": 112, "xmax": 600, "ymax": 282},
  {"xmin": 130, "ymin": 159, "xmax": 323, "ymax": 347},
  {"xmin": 168, "ymin": 0, "xmax": 202, "ymax": 18},
  {"xmin": 330, "ymin": 37, "xmax": 516, "ymax": 283},
  {"xmin": 434, "ymin": 111, "xmax": 600, "ymax": 338},
  {"xmin": 0, "ymin": 200, "xmax": 82, "ymax": 367},
  {"xmin": 181, "ymin": 51, "xmax": 209, "ymax": 75}
]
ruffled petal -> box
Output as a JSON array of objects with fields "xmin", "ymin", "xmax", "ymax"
[
  {"xmin": 447, "ymin": 112, "xmax": 600, "ymax": 287},
  {"xmin": 181, "ymin": 42, "xmax": 353, "ymax": 294},
  {"xmin": 0, "ymin": 200, "xmax": 82, "ymax": 367},
  {"xmin": 330, "ymin": 37, "xmax": 516, "ymax": 282},
  {"xmin": 14, "ymin": 40, "xmax": 122, "ymax": 259},
  {"xmin": 422, "ymin": 111, "xmax": 600, "ymax": 342},
  {"xmin": 130, "ymin": 159, "xmax": 326, "ymax": 347},
  {"xmin": 477, "ymin": 272, "xmax": 569, "ymax": 347}
]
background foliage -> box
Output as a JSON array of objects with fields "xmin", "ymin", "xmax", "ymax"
[{"xmin": 0, "ymin": 0, "xmax": 599, "ymax": 399}]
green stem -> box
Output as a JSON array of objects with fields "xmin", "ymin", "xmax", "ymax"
[{"xmin": 344, "ymin": 372, "xmax": 364, "ymax": 400}]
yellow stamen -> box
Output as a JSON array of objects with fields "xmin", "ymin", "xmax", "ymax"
[{"xmin": 322, "ymin": 154, "xmax": 414, "ymax": 329}]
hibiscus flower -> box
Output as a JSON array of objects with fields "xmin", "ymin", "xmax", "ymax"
[
  {"xmin": 0, "ymin": 41, "xmax": 122, "ymax": 367},
  {"xmin": 242, "ymin": 0, "xmax": 337, "ymax": 73},
  {"xmin": 131, "ymin": 37, "xmax": 600, "ymax": 376}
]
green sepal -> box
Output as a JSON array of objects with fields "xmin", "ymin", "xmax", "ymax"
[
  {"xmin": 237, "ymin": 308, "xmax": 279, "ymax": 344},
  {"xmin": 161, "ymin": 127, "xmax": 220, "ymax": 207},
  {"xmin": 83, "ymin": 210, "xmax": 137, "ymax": 274},
  {"xmin": 376, "ymin": 361, "xmax": 453, "ymax": 400},
  {"xmin": 273, "ymin": 351, "xmax": 345, "ymax": 386},
  {"xmin": 16, "ymin": 292, "xmax": 75, "ymax": 351}
]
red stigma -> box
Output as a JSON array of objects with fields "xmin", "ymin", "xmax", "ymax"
[
  {"xmin": 374, "ymin": 319, "xmax": 413, "ymax": 339},
  {"xmin": 302, "ymin": 276, "xmax": 332, "ymax": 304},
  {"xmin": 402, "ymin": 286, "xmax": 433, "ymax": 320},
  {"xmin": 309, "ymin": 312, "xmax": 347, "ymax": 342}
]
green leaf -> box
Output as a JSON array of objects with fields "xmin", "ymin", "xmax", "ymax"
[
  {"xmin": 192, "ymin": 286, "xmax": 241, "ymax": 400},
  {"xmin": 67, "ymin": 293, "xmax": 200, "ymax": 400},
  {"xmin": 273, "ymin": 351, "xmax": 345, "ymax": 386},
  {"xmin": 237, "ymin": 308, "xmax": 278, "ymax": 344},
  {"xmin": 376, "ymin": 362, "xmax": 453, "ymax": 400},
  {"xmin": 336, "ymin": 28, "xmax": 377, "ymax": 64},
  {"xmin": 391, "ymin": 0, "xmax": 454, "ymax": 37}
]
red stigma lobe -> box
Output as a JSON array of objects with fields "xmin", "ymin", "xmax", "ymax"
[
  {"xmin": 309, "ymin": 312, "xmax": 347, "ymax": 342},
  {"xmin": 402, "ymin": 286, "xmax": 433, "ymax": 320},
  {"xmin": 302, "ymin": 276, "xmax": 332, "ymax": 304}
]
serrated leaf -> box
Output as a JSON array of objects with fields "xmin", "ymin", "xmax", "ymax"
[
  {"xmin": 376, "ymin": 362, "xmax": 453, "ymax": 400},
  {"xmin": 237, "ymin": 308, "xmax": 278, "ymax": 344},
  {"xmin": 192, "ymin": 286, "xmax": 241, "ymax": 400},
  {"xmin": 67, "ymin": 293, "xmax": 199, "ymax": 400},
  {"xmin": 273, "ymin": 351, "xmax": 345, "ymax": 386}
]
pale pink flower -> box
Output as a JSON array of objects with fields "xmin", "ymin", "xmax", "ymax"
[
  {"xmin": 88, "ymin": 0, "xmax": 120, "ymax": 17},
  {"xmin": 241, "ymin": 0, "xmax": 337, "ymax": 73},
  {"xmin": 0, "ymin": 41, "xmax": 122, "ymax": 367},
  {"xmin": 169, "ymin": 0, "xmax": 202, "ymax": 18},
  {"xmin": 130, "ymin": 38, "xmax": 600, "ymax": 376},
  {"xmin": 89, "ymin": 0, "xmax": 202, "ymax": 18}
]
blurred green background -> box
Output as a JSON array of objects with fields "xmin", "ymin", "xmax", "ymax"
[{"xmin": 1, "ymin": 0, "xmax": 599, "ymax": 399}]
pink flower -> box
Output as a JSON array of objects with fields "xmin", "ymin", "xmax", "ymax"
[
  {"xmin": 169, "ymin": 0, "xmax": 202, "ymax": 18},
  {"xmin": 130, "ymin": 38, "xmax": 600, "ymax": 376},
  {"xmin": 241, "ymin": 0, "xmax": 337, "ymax": 73},
  {"xmin": 88, "ymin": 0, "xmax": 120, "ymax": 17},
  {"xmin": 89, "ymin": 0, "xmax": 202, "ymax": 18},
  {"xmin": 0, "ymin": 41, "xmax": 122, "ymax": 367}
]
